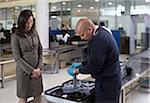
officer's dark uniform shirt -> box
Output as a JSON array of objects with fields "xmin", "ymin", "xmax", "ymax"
[{"xmin": 79, "ymin": 26, "xmax": 121, "ymax": 81}]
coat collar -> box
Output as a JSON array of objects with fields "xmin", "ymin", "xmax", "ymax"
[
  {"xmin": 93, "ymin": 25, "xmax": 99, "ymax": 36},
  {"xmin": 88, "ymin": 26, "xmax": 103, "ymax": 46}
]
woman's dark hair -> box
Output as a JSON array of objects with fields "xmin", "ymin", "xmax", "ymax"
[{"xmin": 17, "ymin": 9, "xmax": 35, "ymax": 37}]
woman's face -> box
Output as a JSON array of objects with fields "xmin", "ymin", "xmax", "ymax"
[{"xmin": 25, "ymin": 16, "xmax": 33, "ymax": 31}]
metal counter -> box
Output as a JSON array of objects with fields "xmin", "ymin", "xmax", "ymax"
[
  {"xmin": 0, "ymin": 58, "xmax": 15, "ymax": 88},
  {"xmin": 120, "ymin": 56, "xmax": 149, "ymax": 103},
  {"xmin": 43, "ymin": 43, "xmax": 87, "ymax": 74},
  {"xmin": 43, "ymin": 45, "xmax": 76, "ymax": 73}
]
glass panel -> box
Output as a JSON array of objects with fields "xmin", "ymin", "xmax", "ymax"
[{"xmin": 0, "ymin": 8, "xmax": 7, "ymax": 29}]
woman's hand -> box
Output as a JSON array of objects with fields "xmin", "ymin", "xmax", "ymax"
[{"xmin": 31, "ymin": 68, "xmax": 41, "ymax": 79}]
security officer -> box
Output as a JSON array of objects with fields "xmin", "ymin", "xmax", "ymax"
[{"xmin": 68, "ymin": 18, "xmax": 121, "ymax": 103}]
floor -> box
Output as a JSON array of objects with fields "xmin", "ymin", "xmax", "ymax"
[{"xmin": 126, "ymin": 87, "xmax": 150, "ymax": 103}]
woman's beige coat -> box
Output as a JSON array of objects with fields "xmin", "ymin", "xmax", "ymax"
[{"xmin": 11, "ymin": 32, "xmax": 43, "ymax": 98}]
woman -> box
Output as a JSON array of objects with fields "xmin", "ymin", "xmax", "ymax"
[{"xmin": 11, "ymin": 10, "xmax": 43, "ymax": 103}]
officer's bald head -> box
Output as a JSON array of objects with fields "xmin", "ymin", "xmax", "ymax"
[
  {"xmin": 76, "ymin": 18, "xmax": 94, "ymax": 34},
  {"xmin": 75, "ymin": 18, "xmax": 95, "ymax": 40}
]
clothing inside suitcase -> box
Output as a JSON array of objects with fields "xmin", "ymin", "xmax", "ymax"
[{"xmin": 45, "ymin": 79, "xmax": 95, "ymax": 103}]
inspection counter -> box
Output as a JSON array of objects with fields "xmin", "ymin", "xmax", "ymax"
[
  {"xmin": 84, "ymin": 52, "xmax": 150, "ymax": 103},
  {"xmin": 44, "ymin": 49, "xmax": 150, "ymax": 103}
]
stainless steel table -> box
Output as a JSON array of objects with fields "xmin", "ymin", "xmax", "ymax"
[
  {"xmin": 120, "ymin": 57, "xmax": 150, "ymax": 103},
  {"xmin": 43, "ymin": 45, "xmax": 76, "ymax": 73},
  {"xmin": 0, "ymin": 59, "xmax": 15, "ymax": 88}
]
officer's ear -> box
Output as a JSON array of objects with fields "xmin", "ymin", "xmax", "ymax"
[{"xmin": 88, "ymin": 26, "xmax": 92, "ymax": 32}]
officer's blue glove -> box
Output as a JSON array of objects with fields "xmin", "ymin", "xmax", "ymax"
[
  {"xmin": 67, "ymin": 63, "xmax": 81, "ymax": 76},
  {"xmin": 70, "ymin": 63, "xmax": 81, "ymax": 68}
]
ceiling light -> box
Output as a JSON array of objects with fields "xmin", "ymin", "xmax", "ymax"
[
  {"xmin": 77, "ymin": 10, "xmax": 80, "ymax": 12},
  {"xmin": 90, "ymin": 7, "xmax": 94, "ymax": 9},
  {"xmin": 117, "ymin": 4, "xmax": 125, "ymax": 11},
  {"xmin": 67, "ymin": 8, "xmax": 71, "ymax": 11},
  {"xmin": 77, "ymin": 4, "xmax": 82, "ymax": 8},
  {"xmin": 108, "ymin": 2, "xmax": 113, "ymax": 5},
  {"xmin": 15, "ymin": 6, "xmax": 18, "ymax": 9},
  {"xmin": 15, "ymin": 10, "xmax": 18, "ymax": 12},
  {"xmin": 145, "ymin": 0, "xmax": 150, "ymax": 2},
  {"xmin": 135, "ymin": 73, "xmax": 139, "ymax": 77},
  {"xmin": 117, "ymin": 4, "xmax": 123, "ymax": 9},
  {"xmin": 95, "ymin": 0, "xmax": 99, "ymax": 2},
  {"xmin": 51, "ymin": 15, "xmax": 57, "ymax": 19},
  {"xmin": 62, "ymin": 2, "xmax": 66, "ymax": 5},
  {"xmin": 52, "ymin": 6, "xmax": 56, "ymax": 9}
]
